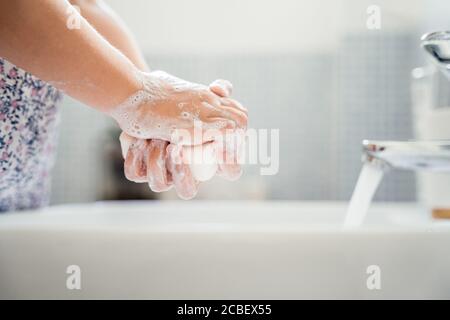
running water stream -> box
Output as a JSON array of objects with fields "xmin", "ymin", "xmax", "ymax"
[{"xmin": 344, "ymin": 163, "xmax": 385, "ymax": 228}]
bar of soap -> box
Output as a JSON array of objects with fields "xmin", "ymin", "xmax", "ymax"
[{"xmin": 184, "ymin": 143, "xmax": 218, "ymax": 182}]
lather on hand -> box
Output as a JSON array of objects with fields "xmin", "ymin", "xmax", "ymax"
[
  {"xmin": 110, "ymin": 71, "xmax": 247, "ymax": 145},
  {"xmin": 120, "ymin": 80, "xmax": 247, "ymax": 200}
]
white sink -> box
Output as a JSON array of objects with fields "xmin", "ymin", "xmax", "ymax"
[{"xmin": 0, "ymin": 201, "xmax": 450, "ymax": 299}]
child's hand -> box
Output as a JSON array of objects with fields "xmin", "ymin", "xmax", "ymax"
[
  {"xmin": 120, "ymin": 132, "xmax": 200, "ymax": 199},
  {"xmin": 120, "ymin": 131, "xmax": 245, "ymax": 200},
  {"xmin": 209, "ymin": 80, "xmax": 246, "ymax": 181},
  {"xmin": 119, "ymin": 78, "xmax": 247, "ymax": 200},
  {"xmin": 120, "ymin": 133, "xmax": 173, "ymax": 192},
  {"xmin": 110, "ymin": 71, "xmax": 247, "ymax": 145}
]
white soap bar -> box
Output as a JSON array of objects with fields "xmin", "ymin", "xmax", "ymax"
[{"xmin": 184, "ymin": 143, "xmax": 218, "ymax": 182}]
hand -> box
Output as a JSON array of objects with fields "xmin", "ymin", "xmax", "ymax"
[
  {"xmin": 120, "ymin": 132, "xmax": 204, "ymax": 199},
  {"xmin": 209, "ymin": 80, "xmax": 246, "ymax": 181},
  {"xmin": 110, "ymin": 71, "xmax": 247, "ymax": 145},
  {"xmin": 119, "ymin": 78, "xmax": 247, "ymax": 200},
  {"xmin": 120, "ymin": 132, "xmax": 245, "ymax": 200},
  {"xmin": 120, "ymin": 133, "xmax": 173, "ymax": 192}
]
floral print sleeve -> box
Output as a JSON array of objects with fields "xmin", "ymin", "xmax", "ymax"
[{"xmin": 0, "ymin": 58, "xmax": 62, "ymax": 212}]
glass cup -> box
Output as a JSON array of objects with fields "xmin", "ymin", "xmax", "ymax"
[{"xmin": 411, "ymin": 65, "xmax": 450, "ymax": 218}]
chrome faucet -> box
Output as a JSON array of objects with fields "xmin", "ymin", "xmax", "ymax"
[
  {"xmin": 363, "ymin": 140, "xmax": 450, "ymax": 172},
  {"xmin": 421, "ymin": 31, "xmax": 450, "ymax": 78},
  {"xmin": 361, "ymin": 32, "xmax": 450, "ymax": 173}
]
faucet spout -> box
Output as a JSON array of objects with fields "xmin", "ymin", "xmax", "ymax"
[
  {"xmin": 362, "ymin": 140, "xmax": 450, "ymax": 172},
  {"xmin": 421, "ymin": 31, "xmax": 450, "ymax": 78}
]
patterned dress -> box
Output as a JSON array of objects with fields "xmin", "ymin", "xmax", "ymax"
[{"xmin": 0, "ymin": 58, "xmax": 62, "ymax": 212}]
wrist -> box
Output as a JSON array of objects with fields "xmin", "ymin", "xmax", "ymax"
[
  {"xmin": 100, "ymin": 65, "xmax": 144, "ymax": 113},
  {"xmin": 106, "ymin": 70, "xmax": 162, "ymax": 138}
]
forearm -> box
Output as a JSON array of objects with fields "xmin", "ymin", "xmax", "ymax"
[
  {"xmin": 0, "ymin": 0, "xmax": 141, "ymax": 111},
  {"xmin": 70, "ymin": 0, "xmax": 149, "ymax": 72}
]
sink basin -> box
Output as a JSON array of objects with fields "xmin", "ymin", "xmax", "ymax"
[{"xmin": 0, "ymin": 201, "xmax": 449, "ymax": 299}]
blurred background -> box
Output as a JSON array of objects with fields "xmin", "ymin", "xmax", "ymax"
[{"xmin": 50, "ymin": 0, "xmax": 450, "ymax": 204}]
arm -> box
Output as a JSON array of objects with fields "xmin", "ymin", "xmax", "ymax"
[
  {"xmin": 0, "ymin": 0, "xmax": 246, "ymax": 142},
  {"xmin": 0, "ymin": 0, "xmax": 141, "ymax": 111},
  {"xmin": 66, "ymin": 0, "xmax": 247, "ymax": 199},
  {"xmin": 69, "ymin": 0, "xmax": 149, "ymax": 72}
]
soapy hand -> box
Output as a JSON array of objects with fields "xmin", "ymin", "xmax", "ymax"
[
  {"xmin": 110, "ymin": 71, "xmax": 247, "ymax": 145},
  {"xmin": 120, "ymin": 130, "xmax": 245, "ymax": 199},
  {"xmin": 119, "ymin": 78, "xmax": 247, "ymax": 199},
  {"xmin": 120, "ymin": 133, "xmax": 173, "ymax": 192},
  {"xmin": 208, "ymin": 80, "xmax": 246, "ymax": 181},
  {"xmin": 165, "ymin": 130, "xmax": 246, "ymax": 199}
]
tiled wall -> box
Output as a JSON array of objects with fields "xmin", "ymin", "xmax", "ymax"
[{"xmin": 333, "ymin": 33, "xmax": 416, "ymax": 201}]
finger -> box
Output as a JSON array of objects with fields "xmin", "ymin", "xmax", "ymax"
[
  {"xmin": 216, "ymin": 147, "xmax": 243, "ymax": 182},
  {"xmin": 124, "ymin": 140, "xmax": 148, "ymax": 183},
  {"xmin": 208, "ymin": 104, "xmax": 248, "ymax": 129},
  {"xmin": 146, "ymin": 140, "xmax": 173, "ymax": 192},
  {"xmin": 167, "ymin": 144, "xmax": 200, "ymax": 200},
  {"xmin": 209, "ymin": 79, "xmax": 233, "ymax": 98},
  {"xmin": 197, "ymin": 98, "xmax": 246, "ymax": 129},
  {"xmin": 216, "ymin": 130, "xmax": 245, "ymax": 181},
  {"xmin": 221, "ymin": 97, "xmax": 248, "ymax": 115},
  {"xmin": 171, "ymin": 118, "xmax": 235, "ymax": 146},
  {"xmin": 175, "ymin": 163, "xmax": 199, "ymax": 200}
]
